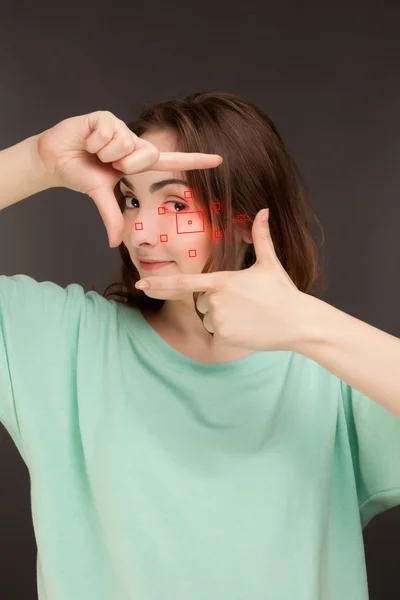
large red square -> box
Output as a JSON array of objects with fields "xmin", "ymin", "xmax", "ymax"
[
  {"xmin": 176, "ymin": 210, "xmax": 204, "ymax": 233},
  {"xmin": 176, "ymin": 211, "xmax": 205, "ymax": 234}
]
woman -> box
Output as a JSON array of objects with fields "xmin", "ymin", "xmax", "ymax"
[
  {"xmin": 0, "ymin": 91, "xmax": 399, "ymax": 600},
  {"xmin": 103, "ymin": 91, "xmax": 325, "ymax": 363}
]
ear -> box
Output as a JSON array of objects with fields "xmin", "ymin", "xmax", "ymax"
[{"xmin": 242, "ymin": 230, "xmax": 253, "ymax": 244}]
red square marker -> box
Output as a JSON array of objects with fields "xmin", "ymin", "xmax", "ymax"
[
  {"xmin": 158, "ymin": 206, "xmax": 166, "ymax": 215},
  {"xmin": 212, "ymin": 202, "xmax": 220, "ymax": 211},
  {"xmin": 135, "ymin": 222, "xmax": 143, "ymax": 230},
  {"xmin": 160, "ymin": 234, "xmax": 168, "ymax": 242},
  {"xmin": 237, "ymin": 214, "xmax": 246, "ymax": 223},
  {"xmin": 214, "ymin": 229, "xmax": 223, "ymax": 238},
  {"xmin": 184, "ymin": 190, "xmax": 192, "ymax": 199},
  {"xmin": 176, "ymin": 210, "xmax": 205, "ymax": 234},
  {"xmin": 189, "ymin": 249, "xmax": 197, "ymax": 257}
]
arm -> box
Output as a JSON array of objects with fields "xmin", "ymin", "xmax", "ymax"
[
  {"xmin": 0, "ymin": 134, "xmax": 54, "ymax": 211},
  {"xmin": 295, "ymin": 293, "xmax": 400, "ymax": 418}
]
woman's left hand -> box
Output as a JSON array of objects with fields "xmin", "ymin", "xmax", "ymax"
[{"xmin": 135, "ymin": 208, "xmax": 310, "ymax": 352}]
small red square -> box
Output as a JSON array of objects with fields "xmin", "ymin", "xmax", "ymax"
[
  {"xmin": 237, "ymin": 214, "xmax": 246, "ymax": 223},
  {"xmin": 135, "ymin": 222, "xmax": 143, "ymax": 230},
  {"xmin": 188, "ymin": 249, "xmax": 197, "ymax": 257},
  {"xmin": 212, "ymin": 202, "xmax": 220, "ymax": 211},
  {"xmin": 184, "ymin": 190, "xmax": 192, "ymax": 199},
  {"xmin": 188, "ymin": 220, "xmax": 192, "ymax": 225},
  {"xmin": 160, "ymin": 234, "xmax": 168, "ymax": 242},
  {"xmin": 214, "ymin": 229, "xmax": 223, "ymax": 238},
  {"xmin": 158, "ymin": 206, "xmax": 166, "ymax": 215}
]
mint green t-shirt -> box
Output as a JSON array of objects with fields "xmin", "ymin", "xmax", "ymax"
[{"xmin": 1, "ymin": 273, "xmax": 400, "ymax": 600}]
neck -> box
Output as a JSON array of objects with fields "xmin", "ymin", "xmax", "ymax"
[
  {"xmin": 155, "ymin": 298, "xmax": 213, "ymax": 344},
  {"xmin": 142, "ymin": 299, "xmax": 257, "ymax": 362}
]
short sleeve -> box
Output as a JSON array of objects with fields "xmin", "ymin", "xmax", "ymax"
[
  {"xmin": 340, "ymin": 380, "xmax": 400, "ymax": 527},
  {"xmin": 0, "ymin": 274, "xmax": 87, "ymax": 462}
]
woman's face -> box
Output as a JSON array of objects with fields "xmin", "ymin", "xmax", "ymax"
[{"xmin": 120, "ymin": 129, "xmax": 216, "ymax": 301}]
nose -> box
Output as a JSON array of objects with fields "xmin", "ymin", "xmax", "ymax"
[{"xmin": 126, "ymin": 208, "xmax": 164, "ymax": 248}]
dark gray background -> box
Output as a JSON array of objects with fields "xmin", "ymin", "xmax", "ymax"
[{"xmin": 1, "ymin": 0, "xmax": 400, "ymax": 597}]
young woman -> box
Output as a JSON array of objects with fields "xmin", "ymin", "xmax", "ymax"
[{"xmin": 1, "ymin": 91, "xmax": 400, "ymax": 600}]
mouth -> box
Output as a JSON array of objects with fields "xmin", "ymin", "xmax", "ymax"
[{"xmin": 138, "ymin": 260, "xmax": 174, "ymax": 271}]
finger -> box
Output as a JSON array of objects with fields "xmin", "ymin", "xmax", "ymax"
[
  {"xmin": 202, "ymin": 312, "xmax": 214, "ymax": 334},
  {"xmin": 114, "ymin": 143, "xmax": 160, "ymax": 174},
  {"xmin": 85, "ymin": 111, "xmax": 119, "ymax": 154},
  {"xmin": 96, "ymin": 130, "xmax": 136, "ymax": 163},
  {"xmin": 87, "ymin": 186, "xmax": 125, "ymax": 248},
  {"xmin": 196, "ymin": 292, "xmax": 210, "ymax": 315},
  {"xmin": 136, "ymin": 271, "xmax": 224, "ymax": 292},
  {"xmin": 147, "ymin": 151, "xmax": 223, "ymax": 172}
]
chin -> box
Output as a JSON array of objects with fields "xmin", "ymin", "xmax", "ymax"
[
  {"xmin": 141, "ymin": 289, "xmax": 168, "ymax": 300},
  {"xmin": 142, "ymin": 288, "xmax": 190, "ymax": 302}
]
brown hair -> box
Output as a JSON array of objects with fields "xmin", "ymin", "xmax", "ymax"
[{"xmin": 103, "ymin": 91, "xmax": 327, "ymax": 320}]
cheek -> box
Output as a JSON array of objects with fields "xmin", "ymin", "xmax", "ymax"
[
  {"xmin": 173, "ymin": 211, "xmax": 212, "ymax": 258},
  {"xmin": 176, "ymin": 217, "xmax": 214, "ymax": 257},
  {"xmin": 175, "ymin": 233, "xmax": 211, "ymax": 270}
]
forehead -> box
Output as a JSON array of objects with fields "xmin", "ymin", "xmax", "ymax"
[{"xmin": 140, "ymin": 128, "xmax": 178, "ymax": 152}]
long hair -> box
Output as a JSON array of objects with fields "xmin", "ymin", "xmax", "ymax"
[{"xmin": 103, "ymin": 91, "xmax": 327, "ymax": 321}]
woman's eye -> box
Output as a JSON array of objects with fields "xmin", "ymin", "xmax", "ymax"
[
  {"xmin": 123, "ymin": 196, "xmax": 188, "ymax": 212},
  {"xmin": 165, "ymin": 201, "xmax": 188, "ymax": 212},
  {"xmin": 123, "ymin": 196, "xmax": 139, "ymax": 210}
]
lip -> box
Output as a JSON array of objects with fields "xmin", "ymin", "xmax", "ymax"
[{"xmin": 139, "ymin": 260, "xmax": 174, "ymax": 271}]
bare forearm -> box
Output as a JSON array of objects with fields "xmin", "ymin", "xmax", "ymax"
[
  {"xmin": 0, "ymin": 134, "xmax": 54, "ymax": 211},
  {"xmin": 295, "ymin": 293, "xmax": 400, "ymax": 418}
]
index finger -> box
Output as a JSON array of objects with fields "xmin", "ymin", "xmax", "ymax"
[
  {"xmin": 151, "ymin": 151, "xmax": 223, "ymax": 172},
  {"xmin": 136, "ymin": 271, "xmax": 223, "ymax": 292}
]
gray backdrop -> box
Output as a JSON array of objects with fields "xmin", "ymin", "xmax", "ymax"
[{"xmin": 0, "ymin": 0, "xmax": 399, "ymax": 597}]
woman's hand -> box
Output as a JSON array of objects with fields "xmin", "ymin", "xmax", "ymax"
[
  {"xmin": 35, "ymin": 111, "xmax": 223, "ymax": 247},
  {"xmin": 135, "ymin": 208, "xmax": 310, "ymax": 352}
]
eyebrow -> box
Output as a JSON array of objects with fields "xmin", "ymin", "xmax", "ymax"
[{"xmin": 119, "ymin": 177, "xmax": 189, "ymax": 194}]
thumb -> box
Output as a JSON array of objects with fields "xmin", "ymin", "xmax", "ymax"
[
  {"xmin": 88, "ymin": 187, "xmax": 125, "ymax": 248},
  {"xmin": 252, "ymin": 208, "xmax": 275, "ymax": 265}
]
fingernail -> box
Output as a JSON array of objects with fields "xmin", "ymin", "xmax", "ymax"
[
  {"xmin": 263, "ymin": 208, "xmax": 269, "ymax": 223},
  {"xmin": 136, "ymin": 280, "xmax": 149, "ymax": 289}
]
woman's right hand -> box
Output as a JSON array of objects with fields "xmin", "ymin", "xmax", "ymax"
[{"xmin": 35, "ymin": 110, "xmax": 223, "ymax": 248}]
